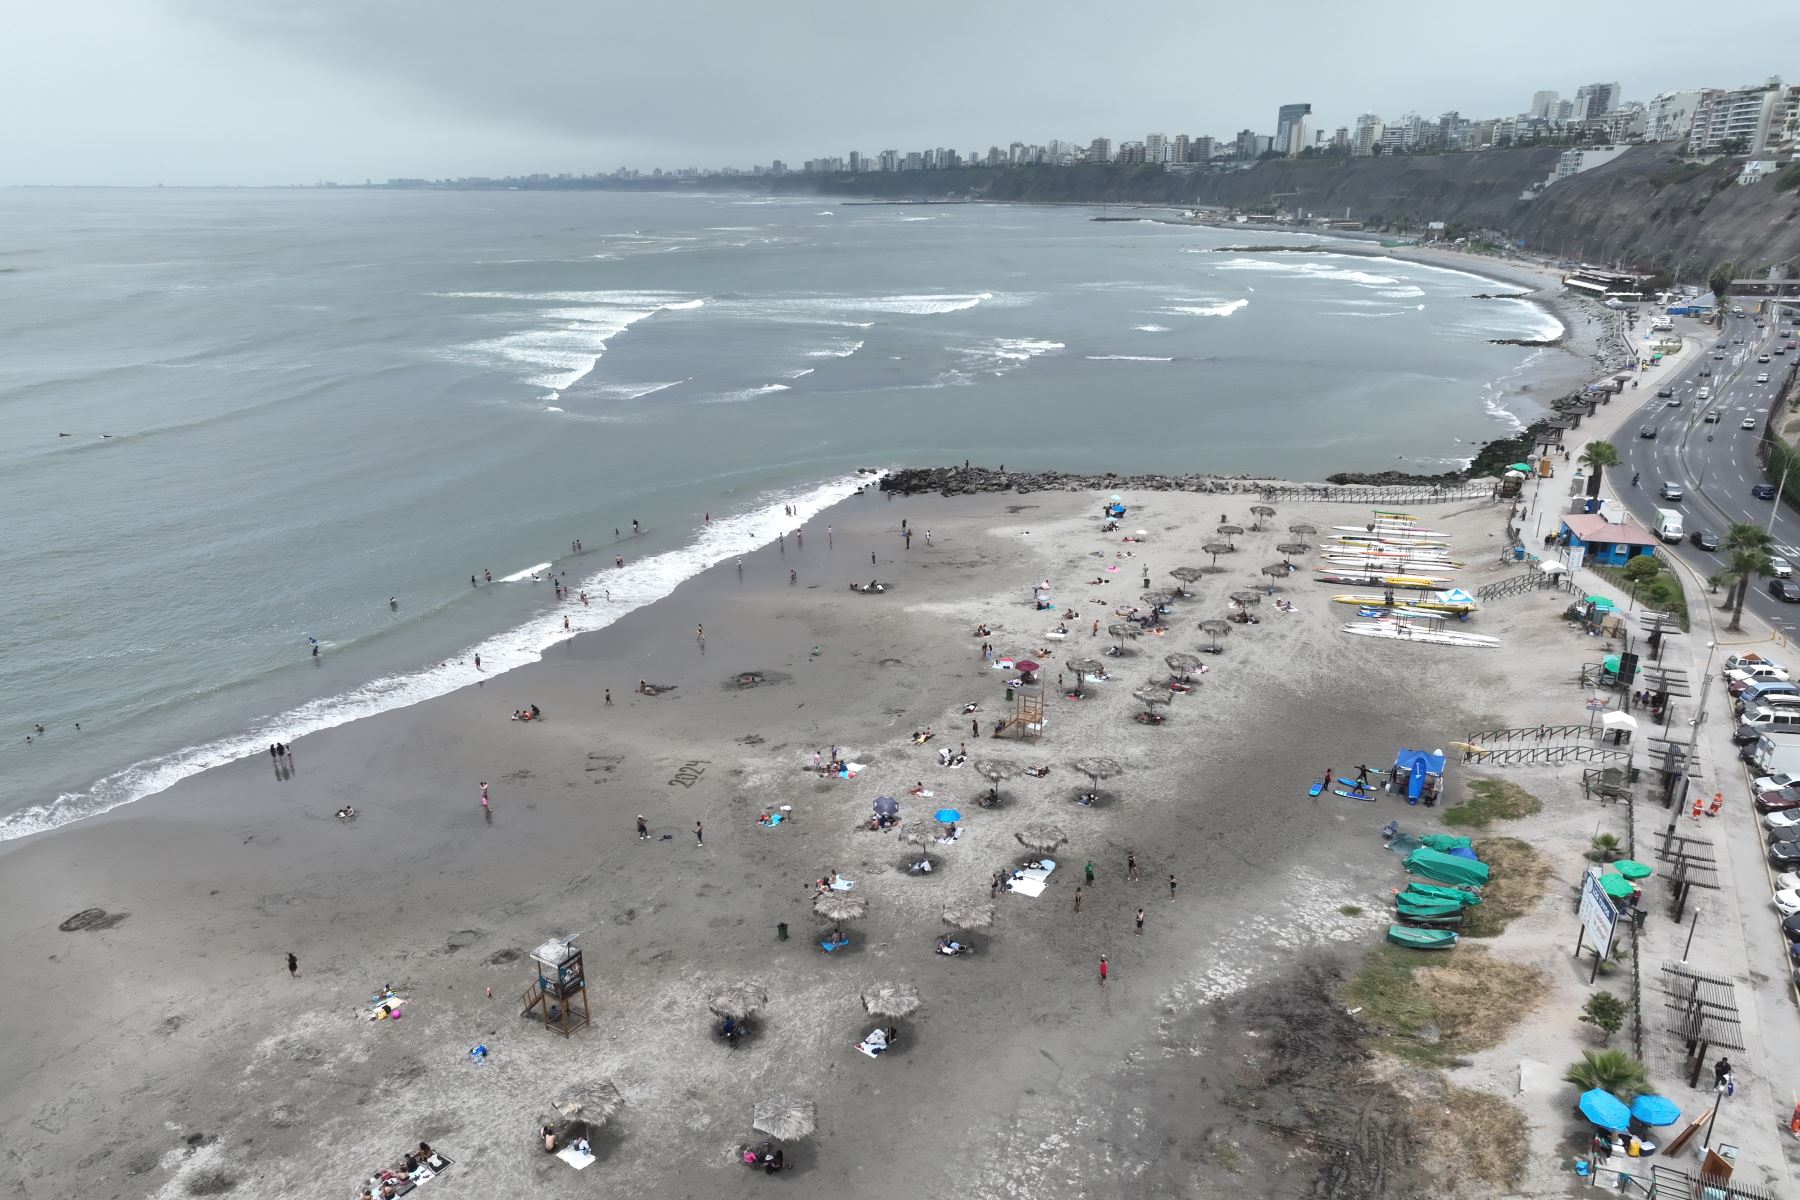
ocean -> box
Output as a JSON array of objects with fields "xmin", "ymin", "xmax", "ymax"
[{"xmin": 0, "ymin": 187, "xmax": 1563, "ymax": 840}]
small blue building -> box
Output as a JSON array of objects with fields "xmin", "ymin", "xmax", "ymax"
[{"xmin": 1558, "ymin": 512, "xmax": 1658, "ymax": 567}]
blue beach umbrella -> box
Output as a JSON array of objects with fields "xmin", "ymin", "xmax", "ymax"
[
  {"xmin": 933, "ymin": 808, "xmax": 962, "ymax": 824},
  {"xmin": 1578, "ymin": 1089, "xmax": 1632, "ymax": 1131},
  {"xmin": 1628, "ymin": 1094, "xmax": 1680, "ymax": 1127},
  {"xmin": 872, "ymin": 796, "xmax": 899, "ymax": 817}
]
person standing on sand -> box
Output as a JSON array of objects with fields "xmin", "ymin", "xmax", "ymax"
[
  {"xmin": 1168, "ymin": 873, "xmax": 1177, "ymax": 901},
  {"xmin": 474, "ymin": 654, "xmax": 482, "ymax": 671},
  {"xmin": 287, "ymin": 952, "xmax": 299, "ymax": 978},
  {"xmin": 604, "ymin": 689, "xmax": 611, "ymax": 705},
  {"xmin": 637, "ymin": 815, "xmax": 649, "ymax": 840},
  {"xmin": 697, "ymin": 624, "xmax": 704, "ymax": 641},
  {"xmin": 480, "ymin": 782, "xmax": 489, "ymax": 811},
  {"xmin": 990, "ymin": 871, "xmax": 1001, "ymax": 898},
  {"xmin": 1084, "ymin": 860, "xmax": 1095, "ymax": 885},
  {"xmin": 471, "ymin": 575, "xmax": 477, "ymax": 587},
  {"xmin": 563, "ymin": 616, "xmax": 570, "ymax": 631},
  {"xmin": 1073, "ymin": 887, "xmax": 1083, "ymax": 912},
  {"xmin": 1098, "ymin": 955, "xmax": 1108, "ymax": 986},
  {"xmin": 971, "ymin": 718, "xmax": 980, "ymax": 738},
  {"xmin": 1321, "ymin": 768, "xmax": 1333, "ymax": 794},
  {"xmin": 1091, "ymin": 619, "xmax": 1099, "ymax": 637},
  {"xmin": 1136, "ymin": 908, "xmax": 1145, "ymax": 935},
  {"xmin": 1126, "ymin": 852, "xmax": 1139, "ymax": 881},
  {"xmin": 694, "ymin": 820, "xmax": 704, "ymax": 847}
]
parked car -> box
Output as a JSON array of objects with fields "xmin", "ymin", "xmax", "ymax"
[
  {"xmin": 1777, "ymin": 888, "xmax": 1800, "ymax": 916},
  {"xmin": 1766, "ymin": 810, "xmax": 1800, "ymax": 831},
  {"xmin": 1690, "ymin": 529, "xmax": 1721, "ymax": 551},
  {"xmin": 1772, "ymin": 579, "xmax": 1800, "ymax": 603},
  {"xmin": 1775, "ymin": 842, "xmax": 1800, "ymax": 869},
  {"xmin": 1755, "ymin": 483, "xmax": 1779, "ymax": 500},
  {"xmin": 1778, "ymin": 870, "xmax": 1800, "ymax": 890},
  {"xmin": 1759, "ymin": 774, "xmax": 1800, "ymax": 794},
  {"xmin": 1757, "ymin": 786, "xmax": 1800, "ymax": 812}
]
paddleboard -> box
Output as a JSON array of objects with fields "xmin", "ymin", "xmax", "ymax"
[
  {"xmin": 1308, "ymin": 780, "xmax": 1326, "ymax": 797},
  {"xmin": 1332, "ymin": 787, "xmax": 1376, "ymax": 802}
]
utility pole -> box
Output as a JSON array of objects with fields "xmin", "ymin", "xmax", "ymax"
[{"xmin": 1678, "ymin": 640, "xmax": 1718, "ymax": 817}]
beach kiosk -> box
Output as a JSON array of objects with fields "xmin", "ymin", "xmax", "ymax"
[
  {"xmin": 1391, "ymin": 748, "xmax": 1446, "ymax": 806},
  {"xmin": 523, "ymin": 936, "xmax": 590, "ymax": 1038}
]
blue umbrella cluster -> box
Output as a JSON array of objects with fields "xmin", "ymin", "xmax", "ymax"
[
  {"xmin": 1628, "ymin": 1093, "xmax": 1680, "ymax": 1127},
  {"xmin": 1578, "ymin": 1089, "xmax": 1631, "ymax": 1132}
]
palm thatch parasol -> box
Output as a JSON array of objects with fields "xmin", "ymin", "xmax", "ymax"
[
  {"xmin": 1070, "ymin": 755, "xmax": 1123, "ymax": 783},
  {"xmin": 1260, "ymin": 563, "xmax": 1292, "ymax": 580},
  {"xmin": 1168, "ymin": 566, "xmax": 1206, "ymax": 594},
  {"xmin": 813, "ymin": 891, "xmax": 868, "ymax": 922},
  {"xmin": 898, "ymin": 826, "xmax": 937, "ymax": 848},
  {"xmin": 1067, "ymin": 656, "xmax": 1105, "ymax": 678},
  {"xmin": 554, "ymin": 1079, "xmax": 626, "ymax": 1131},
  {"xmin": 1198, "ymin": 618, "xmax": 1231, "ymax": 651},
  {"xmin": 1141, "ymin": 589, "xmax": 1177, "ymax": 610},
  {"xmin": 1202, "ymin": 541, "xmax": 1233, "ymax": 566},
  {"xmin": 1132, "ymin": 685, "xmax": 1173, "ymax": 707},
  {"xmin": 1229, "ymin": 589, "xmax": 1263, "ymax": 606},
  {"xmin": 1217, "ymin": 524, "xmax": 1245, "ymax": 546},
  {"xmin": 1014, "ymin": 824, "xmax": 1068, "ymax": 852},
  {"xmin": 706, "ymin": 981, "xmax": 769, "ymax": 1022},
  {"xmin": 1248, "ymin": 504, "xmax": 1276, "ymax": 530},
  {"xmin": 861, "ymin": 980, "xmax": 921, "ymax": 1018},
  {"xmin": 1107, "ymin": 622, "xmax": 1139, "ymax": 654},
  {"xmin": 1275, "ymin": 541, "xmax": 1310, "ymax": 561},
  {"xmin": 941, "ymin": 899, "xmax": 996, "ymax": 930},
  {"xmin": 1165, "ymin": 652, "xmax": 1203, "ymax": 675},
  {"xmin": 1288, "ymin": 522, "xmax": 1318, "ymax": 537},
  {"xmin": 973, "ymin": 758, "xmax": 1018, "ymax": 783},
  {"xmin": 752, "ymin": 1096, "xmax": 816, "ymax": 1142}
]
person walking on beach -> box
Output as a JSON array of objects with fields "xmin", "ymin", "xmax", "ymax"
[
  {"xmin": 1136, "ymin": 907, "xmax": 1145, "ymax": 935},
  {"xmin": 1091, "ymin": 619, "xmax": 1099, "ymax": 637},
  {"xmin": 1084, "ymin": 860, "xmax": 1095, "ymax": 886},
  {"xmin": 604, "ymin": 689, "xmax": 611, "ymax": 705},
  {"xmin": 636, "ymin": 815, "xmax": 649, "ymax": 840},
  {"xmin": 474, "ymin": 654, "xmax": 482, "ymax": 671},
  {"xmin": 471, "ymin": 574, "xmax": 477, "ymax": 587},
  {"xmin": 991, "ymin": 871, "xmax": 1001, "ymax": 898},
  {"xmin": 1097, "ymin": 955, "xmax": 1108, "ymax": 986},
  {"xmin": 1073, "ymin": 887, "xmax": 1083, "ymax": 913},
  {"xmin": 287, "ymin": 952, "xmax": 299, "ymax": 979},
  {"xmin": 616, "ymin": 556, "xmax": 625, "ymax": 568},
  {"xmin": 696, "ymin": 624, "xmax": 704, "ymax": 641},
  {"xmin": 871, "ymin": 552, "xmax": 877, "ymax": 565},
  {"xmin": 1168, "ymin": 873, "xmax": 1178, "ymax": 901},
  {"xmin": 563, "ymin": 615, "xmax": 570, "ymax": 631},
  {"xmin": 694, "ymin": 820, "xmax": 704, "ymax": 847},
  {"xmin": 479, "ymin": 781, "xmax": 489, "ymax": 811},
  {"xmin": 789, "ymin": 569, "xmax": 797, "ymax": 584},
  {"xmin": 972, "ymin": 718, "xmax": 980, "ymax": 738}
]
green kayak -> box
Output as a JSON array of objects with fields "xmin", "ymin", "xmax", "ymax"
[
  {"xmin": 1419, "ymin": 834, "xmax": 1472, "ymax": 852},
  {"xmin": 1400, "ymin": 882, "xmax": 1482, "ymax": 907},
  {"xmin": 1395, "ymin": 897, "xmax": 1465, "ymax": 921},
  {"xmin": 1404, "ymin": 848, "xmax": 1489, "ymax": 888},
  {"xmin": 1387, "ymin": 925, "xmax": 1458, "ymax": 950}
]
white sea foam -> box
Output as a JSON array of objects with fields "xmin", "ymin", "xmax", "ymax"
[
  {"xmin": 708, "ymin": 383, "xmax": 791, "ymax": 403},
  {"xmin": 806, "ymin": 339, "xmax": 865, "ymax": 358},
  {"xmin": 1134, "ymin": 324, "xmax": 1171, "ymax": 332},
  {"xmin": 0, "ymin": 473, "xmax": 877, "ymax": 842},
  {"xmin": 1163, "ymin": 299, "xmax": 1249, "ymax": 318},
  {"xmin": 1374, "ymin": 286, "xmax": 1426, "ymax": 299},
  {"xmin": 1086, "ymin": 355, "xmax": 1173, "ymax": 362},
  {"xmin": 783, "ymin": 367, "xmax": 816, "ymax": 379},
  {"xmin": 499, "ymin": 561, "xmax": 554, "ymax": 583},
  {"xmin": 440, "ymin": 290, "xmax": 705, "ymax": 396},
  {"xmin": 1213, "ymin": 257, "xmax": 1399, "ymax": 286}
]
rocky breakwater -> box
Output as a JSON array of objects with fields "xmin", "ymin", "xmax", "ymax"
[{"xmin": 881, "ymin": 466, "xmax": 1272, "ymax": 497}]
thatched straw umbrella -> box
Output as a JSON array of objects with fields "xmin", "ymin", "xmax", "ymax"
[
  {"xmin": 1107, "ymin": 622, "xmax": 1139, "ymax": 655},
  {"xmin": 898, "ymin": 826, "xmax": 940, "ymax": 873},
  {"xmin": 973, "ymin": 757, "xmax": 1019, "ymax": 805},
  {"xmin": 1229, "ymin": 589, "xmax": 1263, "ymax": 606},
  {"xmin": 752, "ymin": 1097, "xmax": 816, "ymax": 1142},
  {"xmin": 1198, "ymin": 618, "xmax": 1231, "ymax": 652},
  {"xmin": 1169, "ymin": 566, "xmax": 1206, "ymax": 595},
  {"xmin": 813, "ymin": 891, "xmax": 868, "ymax": 923},
  {"xmin": 1015, "ymin": 824, "xmax": 1068, "ymax": 853},
  {"xmin": 941, "ymin": 900, "xmax": 996, "ymax": 930},
  {"xmin": 1067, "ymin": 656, "xmax": 1106, "ymax": 693},
  {"xmin": 1288, "ymin": 522, "xmax": 1318, "ymax": 538},
  {"xmin": 1132, "ymin": 685, "xmax": 1173, "ymax": 707},
  {"xmin": 554, "ymin": 1079, "xmax": 626, "ymax": 1135},
  {"xmin": 1260, "ymin": 563, "xmax": 1293, "ymax": 581},
  {"xmin": 1276, "ymin": 541, "xmax": 1310, "ymax": 562},
  {"xmin": 1165, "ymin": 652, "xmax": 1203, "ymax": 676},
  {"xmin": 1070, "ymin": 756, "xmax": 1123, "ymax": 784},
  {"xmin": 1140, "ymin": 589, "xmax": 1177, "ymax": 611},
  {"xmin": 861, "ymin": 980, "xmax": 921, "ymax": 1018},
  {"xmin": 706, "ymin": 982, "xmax": 769, "ymax": 1022},
  {"xmin": 1217, "ymin": 523, "xmax": 1245, "ymax": 546},
  {"xmin": 1248, "ymin": 504, "xmax": 1276, "ymax": 531},
  {"xmin": 1202, "ymin": 541, "xmax": 1233, "ymax": 567}
]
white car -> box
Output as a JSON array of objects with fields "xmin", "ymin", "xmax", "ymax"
[
  {"xmin": 1780, "ymin": 871, "xmax": 1800, "ymax": 891},
  {"xmin": 1771, "ymin": 556, "xmax": 1794, "ymax": 579},
  {"xmin": 1758, "ymin": 373, "xmax": 1771, "ymax": 384},
  {"xmin": 1765, "ymin": 810, "xmax": 1800, "ymax": 831},
  {"xmin": 1743, "ymin": 417, "xmax": 1759, "ymax": 430},
  {"xmin": 1778, "ymin": 888, "xmax": 1800, "ymax": 917},
  {"xmin": 1761, "ymin": 771, "xmax": 1800, "ymax": 792}
]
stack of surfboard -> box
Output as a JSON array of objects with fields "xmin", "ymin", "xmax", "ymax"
[{"xmin": 1317, "ymin": 513, "xmax": 1494, "ymax": 645}]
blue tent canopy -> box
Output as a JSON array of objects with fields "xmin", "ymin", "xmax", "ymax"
[
  {"xmin": 1394, "ymin": 748, "xmax": 1447, "ymax": 801},
  {"xmin": 1578, "ymin": 1089, "xmax": 1631, "ymax": 1131},
  {"xmin": 1628, "ymin": 1094, "xmax": 1680, "ymax": 1127}
]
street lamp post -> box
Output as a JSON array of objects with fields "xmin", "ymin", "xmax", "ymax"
[
  {"xmin": 1678, "ymin": 640, "xmax": 1719, "ymax": 816},
  {"xmin": 1768, "ymin": 458, "xmax": 1792, "ymax": 538}
]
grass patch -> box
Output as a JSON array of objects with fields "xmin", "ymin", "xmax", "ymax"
[
  {"xmin": 1461, "ymin": 837, "xmax": 1551, "ymax": 938},
  {"xmin": 1591, "ymin": 560, "xmax": 1689, "ymax": 631},
  {"xmin": 1417, "ymin": 1082, "xmax": 1531, "ymax": 1191},
  {"xmin": 1442, "ymin": 779, "xmax": 1542, "ymax": 829},
  {"xmin": 1340, "ymin": 944, "xmax": 1545, "ymax": 1066},
  {"xmin": 1339, "ymin": 904, "xmax": 1364, "ymax": 917}
]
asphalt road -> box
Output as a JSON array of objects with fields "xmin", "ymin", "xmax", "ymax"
[{"xmin": 1609, "ymin": 303, "xmax": 1800, "ymax": 634}]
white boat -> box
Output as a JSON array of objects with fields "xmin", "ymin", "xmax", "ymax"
[{"xmin": 1341, "ymin": 622, "xmax": 1498, "ymax": 647}]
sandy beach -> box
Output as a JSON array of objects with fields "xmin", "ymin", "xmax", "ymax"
[{"xmin": 0, "ymin": 472, "xmax": 1624, "ymax": 1200}]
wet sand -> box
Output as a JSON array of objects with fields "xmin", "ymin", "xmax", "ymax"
[{"xmin": 0, "ymin": 484, "xmax": 1532, "ymax": 1200}]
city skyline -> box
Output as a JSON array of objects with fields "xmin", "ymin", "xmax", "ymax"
[{"xmin": 0, "ymin": 1, "xmax": 1793, "ymax": 186}]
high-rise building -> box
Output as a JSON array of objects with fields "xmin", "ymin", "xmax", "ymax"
[
  {"xmin": 848, "ymin": 151, "xmax": 862, "ymax": 172},
  {"xmin": 1193, "ymin": 136, "xmax": 1216, "ymax": 161},
  {"xmin": 1688, "ymin": 80, "xmax": 1786, "ymax": 154},
  {"xmin": 1573, "ymin": 81, "xmax": 1621, "ymax": 120},
  {"xmin": 1173, "ymin": 134, "xmax": 1190, "ymax": 163},
  {"xmin": 1554, "ymin": 99, "xmax": 1575, "ymax": 121},
  {"xmin": 1529, "ymin": 90, "xmax": 1559, "ymax": 119},
  {"xmin": 878, "ymin": 149, "xmax": 899, "ymax": 172},
  {"xmin": 1234, "ymin": 129, "xmax": 1258, "ymax": 160},
  {"xmin": 1331, "ymin": 127, "xmax": 1350, "ymax": 151},
  {"xmin": 1772, "ymin": 86, "xmax": 1800, "ymax": 157},
  {"xmin": 1086, "ymin": 137, "xmax": 1112, "ymax": 163},
  {"xmin": 1353, "ymin": 113, "xmax": 1383, "ymax": 156},
  {"xmin": 1645, "ymin": 90, "xmax": 1704, "ymax": 142},
  {"xmin": 1275, "ymin": 103, "xmax": 1312, "ymax": 159},
  {"xmin": 1144, "ymin": 133, "xmax": 1167, "ymax": 164}
]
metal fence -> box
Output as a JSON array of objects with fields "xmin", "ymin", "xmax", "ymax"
[
  {"xmin": 1462, "ymin": 743, "xmax": 1633, "ymax": 767},
  {"xmin": 1475, "ymin": 572, "xmax": 1559, "ymax": 602},
  {"xmin": 1464, "ymin": 723, "xmax": 1595, "ymax": 747},
  {"xmin": 1252, "ymin": 483, "xmax": 1499, "ymax": 506}
]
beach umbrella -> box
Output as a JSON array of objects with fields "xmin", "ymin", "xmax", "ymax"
[
  {"xmin": 1596, "ymin": 873, "xmax": 1634, "ymax": 899},
  {"xmin": 941, "ymin": 899, "xmax": 995, "ymax": 930},
  {"xmin": 1577, "ymin": 1088, "xmax": 1632, "ymax": 1132},
  {"xmin": 1141, "ymin": 590, "xmax": 1177, "ymax": 613},
  {"xmin": 814, "ymin": 891, "xmax": 868, "ymax": 922},
  {"xmin": 1261, "ymin": 563, "xmax": 1293, "ymax": 579},
  {"xmin": 932, "ymin": 807, "xmax": 962, "ymax": 824},
  {"xmin": 1614, "ymin": 859, "xmax": 1653, "ymax": 880},
  {"xmin": 1071, "ymin": 756, "xmax": 1123, "ymax": 784},
  {"xmin": 1014, "ymin": 824, "xmax": 1068, "ymax": 853},
  {"xmin": 1107, "ymin": 623, "xmax": 1139, "ymax": 653},
  {"xmin": 752, "ymin": 1096, "xmax": 816, "ymax": 1142},
  {"xmin": 1628, "ymin": 1094, "xmax": 1681, "ymax": 1127},
  {"xmin": 1507, "ymin": 462, "xmax": 1532, "ymax": 473},
  {"xmin": 872, "ymin": 795, "xmax": 899, "ymax": 817},
  {"xmin": 1012, "ymin": 658, "xmax": 1042, "ymax": 677},
  {"xmin": 706, "ymin": 982, "xmax": 769, "ymax": 1022},
  {"xmin": 899, "ymin": 826, "xmax": 936, "ymax": 847},
  {"xmin": 1202, "ymin": 541, "xmax": 1233, "ymax": 566},
  {"xmin": 1288, "ymin": 522, "xmax": 1318, "ymax": 537},
  {"xmin": 1217, "ymin": 524, "xmax": 1244, "ymax": 546},
  {"xmin": 1132, "ymin": 685, "xmax": 1173, "ymax": 707},
  {"xmin": 1168, "ymin": 566, "xmax": 1206, "ymax": 594},
  {"xmin": 1276, "ymin": 541, "xmax": 1310, "ymax": 562},
  {"xmin": 974, "ymin": 758, "xmax": 1019, "ymax": 804},
  {"xmin": 861, "ymin": 980, "xmax": 921, "ymax": 1018},
  {"xmin": 1198, "ymin": 618, "xmax": 1231, "ymax": 651},
  {"xmin": 1248, "ymin": 504, "xmax": 1276, "ymax": 530},
  {"xmin": 1067, "ymin": 656, "xmax": 1105, "ymax": 678},
  {"xmin": 554, "ymin": 1079, "xmax": 626, "ymax": 1131},
  {"xmin": 1165, "ymin": 652, "xmax": 1203, "ymax": 675},
  {"xmin": 1230, "ymin": 590, "xmax": 1263, "ymax": 606}
]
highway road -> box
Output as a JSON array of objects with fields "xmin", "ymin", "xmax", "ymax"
[{"xmin": 1607, "ymin": 303, "xmax": 1800, "ymax": 635}]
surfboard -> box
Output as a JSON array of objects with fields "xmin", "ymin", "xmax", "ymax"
[
  {"xmin": 1332, "ymin": 787, "xmax": 1376, "ymax": 802},
  {"xmin": 1309, "ymin": 780, "xmax": 1326, "ymax": 796}
]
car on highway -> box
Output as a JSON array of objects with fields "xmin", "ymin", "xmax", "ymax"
[
  {"xmin": 1705, "ymin": 410, "xmax": 1722, "ymax": 423},
  {"xmin": 1638, "ymin": 425, "xmax": 1658, "ymax": 439},
  {"xmin": 1758, "ymin": 373, "xmax": 1770, "ymax": 384},
  {"xmin": 1755, "ymin": 483, "xmax": 1779, "ymax": 499},
  {"xmin": 1771, "ymin": 555, "xmax": 1794, "ymax": 578},
  {"xmin": 1778, "ymin": 345, "xmax": 1789, "ymax": 355},
  {"xmin": 1716, "ymin": 341, "xmax": 1727, "ymax": 349},
  {"xmin": 1697, "ymin": 386, "xmax": 1711, "ymax": 400},
  {"xmin": 1771, "ymin": 579, "xmax": 1800, "ymax": 603},
  {"xmin": 1735, "ymin": 337, "xmax": 1746, "ymax": 345},
  {"xmin": 1660, "ymin": 481, "xmax": 1684, "ymax": 500},
  {"xmin": 1744, "ymin": 416, "xmax": 1759, "ymax": 429},
  {"xmin": 1758, "ymin": 786, "xmax": 1800, "ymax": 812},
  {"xmin": 1775, "ymin": 843, "xmax": 1800, "ymax": 870},
  {"xmin": 1714, "ymin": 351, "xmax": 1726, "ymax": 360},
  {"xmin": 1689, "ymin": 529, "xmax": 1721, "ymax": 551},
  {"xmin": 1759, "ymin": 353, "xmax": 1772, "ymax": 363},
  {"xmin": 1657, "ymin": 385, "xmax": 1674, "ymax": 398},
  {"xmin": 1699, "ymin": 365, "xmax": 1712, "ymax": 376}
]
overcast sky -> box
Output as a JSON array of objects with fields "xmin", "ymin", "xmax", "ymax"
[{"xmin": 2, "ymin": 1, "xmax": 1789, "ymax": 185}]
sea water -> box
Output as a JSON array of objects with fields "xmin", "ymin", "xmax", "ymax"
[{"xmin": 0, "ymin": 188, "xmax": 1562, "ymax": 838}]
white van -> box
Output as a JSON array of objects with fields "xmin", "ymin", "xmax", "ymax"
[
  {"xmin": 1734, "ymin": 706, "xmax": 1800, "ymax": 741},
  {"xmin": 1654, "ymin": 508, "xmax": 1684, "ymax": 541}
]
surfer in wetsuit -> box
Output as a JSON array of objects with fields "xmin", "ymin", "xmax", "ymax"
[{"xmin": 1352, "ymin": 764, "xmax": 1370, "ymax": 795}]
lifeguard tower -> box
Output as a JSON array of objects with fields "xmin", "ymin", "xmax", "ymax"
[{"xmin": 522, "ymin": 936, "xmax": 590, "ymax": 1038}]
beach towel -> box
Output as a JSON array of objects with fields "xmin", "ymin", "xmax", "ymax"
[
  {"xmin": 829, "ymin": 878, "xmax": 855, "ymax": 891},
  {"xmin": 367, "ymin": 997, "xmax": 408, "ymax": 1021},
  {"xmin": 1008, "ymin": 877, "xmax": 1048, "ymax": 898},
  {"xmin": 555, "ymin": 1146, "xmax": 596, "ymax": 1170}
]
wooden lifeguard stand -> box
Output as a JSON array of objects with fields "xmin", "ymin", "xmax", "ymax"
[
  {"xmin": 1000, "ymin": 681, "xmax": 1046, "ymax": 741},
  {"xmin": 522, "ymin": 936, "xmax": 590, "ymax": 1038}
]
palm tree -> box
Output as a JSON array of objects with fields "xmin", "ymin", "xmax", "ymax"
[
  {"xmin": 1563, "ymin": 1048, "xmax": 1649, "ymax": 1100},
  {"xmin": 1588, "ymin": 832, "xmax": 1624, "ymax": 863},
  {"xmin": 1578, "ymin": 441, "xmax": 1619, "ymax": 499},
  {"xmin": 1721, "ymin": 548, "xmax": 1771, "ymax": 631}
]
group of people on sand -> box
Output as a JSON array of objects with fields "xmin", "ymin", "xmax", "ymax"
[
  {"xmin": 358, "ymin": 1142, "xmax": 440, "ymax": 1199},
  {"xmin": 268, "ymin": 742, "xmax": 293, "ymax": 762},
  {"xmin": 510, "ymin": 703, "xmax": 542, "ymax": 722}
]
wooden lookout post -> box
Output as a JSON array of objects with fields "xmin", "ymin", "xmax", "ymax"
[{"xmin": 522, "ymin": 936, "xmax": 590, "ymax": 1038}]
